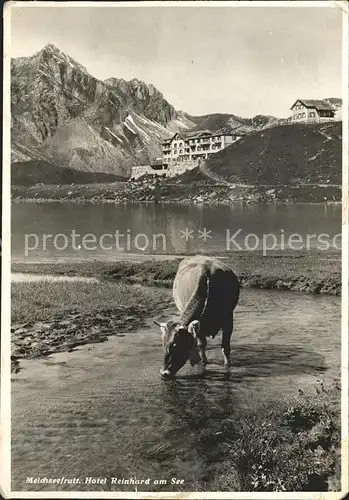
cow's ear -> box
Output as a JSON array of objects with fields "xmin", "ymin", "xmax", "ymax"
[
  {"xmin": 188, "ymin": 320, "xmax": 200, "ymax": 337},
  {"xmin": 154, "ymin": 321, "xmax": 167, "ymax": 332}
]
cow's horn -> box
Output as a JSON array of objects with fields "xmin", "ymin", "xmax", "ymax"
[
  {"xmin": 153, "ymin": 320, "xmax": 161, "ymax": 327},
  {"xmin": 188, "ymin": 320, "xmax": 200, "ymax": 336}
]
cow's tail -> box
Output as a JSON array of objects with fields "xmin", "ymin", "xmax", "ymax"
[{"xmin": 199, "ymin": 273, "xmax": 210, "ymax": 321}]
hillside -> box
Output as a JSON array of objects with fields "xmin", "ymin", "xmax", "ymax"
[
  {"xmin": 12, "ymin": 122, "xmax": 343, "ymax": 202},
  {"xmin": 202, "ymin": 122, "xmax": 342, "ymax": 186},
  {"xmin": 11, "ymin": 160, "xmax": 124, "ymax": 186}
]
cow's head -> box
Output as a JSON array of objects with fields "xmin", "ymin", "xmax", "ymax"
[{"xmin": 155, "ymin": 319, "xmax": 201, "ymax": 379}]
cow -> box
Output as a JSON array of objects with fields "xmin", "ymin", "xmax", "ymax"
[{"xmin": 155, "ymin": 256, "xmax": 240, "ymax": 379}]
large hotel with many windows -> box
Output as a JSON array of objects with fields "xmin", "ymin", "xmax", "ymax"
[{"xmin": 161, "ymin": 130, "xmax": 243, "ymax": 165}]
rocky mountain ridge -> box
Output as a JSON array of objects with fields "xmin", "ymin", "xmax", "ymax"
[
  {"xmin": 12, "ymin": 44, "xmax": 183, "ymax": 176},
  {"xmin": 181, "ymin": 112, "xmax": 286, "ymax": 136}
]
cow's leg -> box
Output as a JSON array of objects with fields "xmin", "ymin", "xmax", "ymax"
[
  {"xmin": 197, "ymin": 336, "xmax": 207, "ymax": 365},
  {"xmin": 221, "ymin": 316, "xmax": 233, "ymax": 366}
]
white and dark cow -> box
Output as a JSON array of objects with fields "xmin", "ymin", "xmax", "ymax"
[{"xmin": 155, "ymin": 256, "xmax": 240, "ymax": 379}]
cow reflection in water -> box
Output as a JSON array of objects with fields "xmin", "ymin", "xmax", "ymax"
[{"xmin": 155, "ymin": 256, "xmax": 240, "ymax": 379}]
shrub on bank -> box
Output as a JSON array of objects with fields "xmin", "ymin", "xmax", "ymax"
[{"xmin": 204, "ymin": 383, "xmax": 341, "ymax": 491}]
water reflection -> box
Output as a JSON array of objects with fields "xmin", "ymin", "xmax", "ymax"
[{"xmin": 11, "ymin": 202, "xmax": 341, "ymax": 262}]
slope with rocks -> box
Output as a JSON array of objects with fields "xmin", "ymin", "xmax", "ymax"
[{"xmin": 201, "ymin": 122, "xmax": 342, "ymax": 186}]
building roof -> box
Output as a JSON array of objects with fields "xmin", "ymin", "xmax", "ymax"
[
  {"xmin": 162, "ymin": 129, "xmax": 241, "ymax": 146},
  {"xmin": 290, "ymin": 99, "xmax": 335, "ymax": 112},
  {"xmin": 186, "ymin": 130, "xmax": 241, "ymax": 140},
  {"xmin": 185, "ymin": 130, "xmax": 212, "ymax": 140},
  {"xmin": 161, "ymin": 132, "xmax": 185, "ymax": 145}
]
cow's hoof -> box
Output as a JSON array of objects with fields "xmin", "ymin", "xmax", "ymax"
[{"xmin": 159, "ymin": 369, "xmax": 173, "ymax": 380}]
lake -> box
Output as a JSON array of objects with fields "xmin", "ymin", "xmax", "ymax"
[{"xmin": 11, "ymin": 202, "xmax": 341, "ymax": 262}]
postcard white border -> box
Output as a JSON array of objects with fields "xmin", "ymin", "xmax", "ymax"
[
  {"xmin": 1, "ymin": 1, "xmax": 348, "ymax": 499},
  {"xmin": 341, "ymin": 2, "xmax": 349, "ymax": 497}
]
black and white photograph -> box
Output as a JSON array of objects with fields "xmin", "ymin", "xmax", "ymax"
[{"xmin": 1, "ymin": 1, "xmax": 348, "ymax": 497}]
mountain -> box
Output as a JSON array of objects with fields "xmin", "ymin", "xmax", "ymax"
[
  {"xmin": 11, "ymin": 43, "xmax": 185, "ymax": 178},
  {"xmin": 181, "ymin": 112, "xmax": 286, "ymax": 135},
  {"xmin": 323, "ymin": 98, "xmax": 342, "ymax": 110}
]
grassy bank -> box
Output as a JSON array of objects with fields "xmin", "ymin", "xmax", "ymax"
[
  {"xmin": 12, "ymin": 250, "xmax": 341, "ymax": 295},
  {"xmin": 11, "ymin": 280, "xmax": 172, "ymax": 372}
]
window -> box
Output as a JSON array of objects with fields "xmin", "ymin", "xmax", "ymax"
[{"xmin": 309, "ymin": 112, "xmax": 315, "ymax": 118}]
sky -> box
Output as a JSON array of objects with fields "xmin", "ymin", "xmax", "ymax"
[{"xmin": 10, "ymin": 3, "xmax": 343, "ymax": 118}]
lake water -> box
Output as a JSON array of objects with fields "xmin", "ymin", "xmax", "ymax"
[
  {"xmin": 11, "ymin": 287, "xmax": 340, "ymax": 492},
  {"xmin": 11, "ymin": 202, "xmax": 341, "ymax": 262}
]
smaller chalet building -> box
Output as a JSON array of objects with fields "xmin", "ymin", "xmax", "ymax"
[
  {"xmin": 162, "ymin": 130, "xmax": 242, "ymax": 165},
  {"xmin": 290, "ymin": 99, "xmax": 335, "ymax": 124}
]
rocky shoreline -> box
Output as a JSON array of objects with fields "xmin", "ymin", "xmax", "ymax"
[
  {"xmin": 11, "ymin": 279, "xmax": 173, "ymax": 373},
  {"xmin": 11, "ymin": 178, "xmax": 342, "ymax": 205},
  {"xmin": 11, "ymin": 306, "xmax": 146, "ymax": 372}
]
